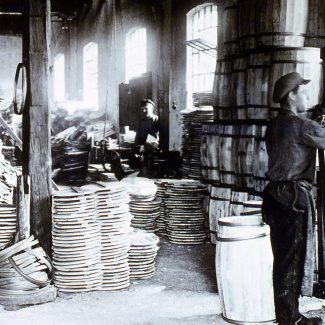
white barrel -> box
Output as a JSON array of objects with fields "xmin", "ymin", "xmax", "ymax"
[{"xmin": 216, "ymin": 215, "xmax": 275, "ymax": 324}]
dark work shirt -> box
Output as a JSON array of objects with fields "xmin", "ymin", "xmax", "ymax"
[
  {"xmin": 265, "ymin": 110, "xmax": 325, "ymax": 183},
  {"xmin": 134, "ymin": 115, "xmax": 159, "ymax": 146}
]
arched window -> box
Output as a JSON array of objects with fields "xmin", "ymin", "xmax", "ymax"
[
  {"xmin": 53, "ymin": 53, "xmax": 65, "ymax": 102},
  {"xmin": 83, "ymin": 42, "xmax": 98, "ymax": 109},
  {"xmin": 186, "ymin": 4, "xmax": 218, "ymax": 106},
  {"xmin": 125, "ymin": 27, "xmax": 147, "ymax": 82}
]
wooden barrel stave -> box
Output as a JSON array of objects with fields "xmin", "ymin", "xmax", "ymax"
[
  {"xmin": 305, "ymin": 0, "xmax": 325, "ymax": 48},
  {"xmin": 213, "ymin": 59, "xmax": 233, "ymax": 121},
  {"xmin": 219, "ymin": 125, "xmax": 235, "ymax": 186},
  {"xmin": 231, "ymin": 57, "xmax": 248, "ymax": 120},
  {"xmin": 209, "ymin": 185, "xmax": 232, "ymax": 244},
  {"xmin": 229, "ymin": 190, "xmax": 250, "ymax": 216},
  {"xmin": 253, "ymin": 125, "xmax": 269, "ymax": 194},
  {"xmin": 238, "ymin": 0, "xmax": 257, "ymax": 51},
  {"xmin": 255, "ymin": 0, "xmax": 308, "ymax": 48},
  {"xmin": 247, "ymin": 52, "xmax": 272, "ymax": 120},
  {"xmin": 201, "ymin": 123, "xmax": 221, "ymax": 182},
  {"xmin": 234, "ymin": 124, "xmax": 255, "ymax": 189},
  {"xmin": 223, "ymin": 0, "xmax": 240, "ymax": 58}
]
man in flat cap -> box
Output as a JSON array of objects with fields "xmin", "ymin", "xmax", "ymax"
[
  {"xmin": 262, "ymin": 72, "xmax": 325, "ymax": 324},
  {"xmin": 134, "ymin": 99, "xmax": 159, "ymax": 177}
]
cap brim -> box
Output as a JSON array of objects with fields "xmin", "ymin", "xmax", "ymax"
[{"xmin": 301, "ymin": 79, "xmax": 311, "ymax": 85}]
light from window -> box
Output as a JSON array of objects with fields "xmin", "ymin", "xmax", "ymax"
[
  {"xmin": 83, "ymin": 42, "xmax": 99, "ymax": 110},
  {"xmin": 53, "ymin": 53, "xmax": 65, "ymax": 102},
  {"xmin": 187, "ymin": 4, "xmax": 218, "ymax": 104},
  {"xmin": 125, "ymin": 27, "xmax": 147, "ymax": 82}
]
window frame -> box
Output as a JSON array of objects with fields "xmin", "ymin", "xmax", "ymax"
[
  {"xmin": 125, "ymin": 27, "xmax": 147, "ymax": 82},
  {"xmin": 53, "ymin": 53, "xmax": 65, "ymax": 103},
  {"xmin": 186, "ymin": 4, "xmax": 218, "ymax": 107},
  {"xmin": 83, "ymin": 42, "xmax": 99, "ymax": 110}
]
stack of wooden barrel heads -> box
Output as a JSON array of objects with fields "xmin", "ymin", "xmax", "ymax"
[{"xmin": 201, "ymin": 0, "xmax": 325, "ymax": 243}]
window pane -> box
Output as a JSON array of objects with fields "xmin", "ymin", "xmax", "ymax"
[
  {"xmin": 187, "ymin": 4, "xmax": 218, "ymax": 97},
  {"xmin": 53, "ymin": 53, "xmax": 65, "ymax": 102},
  {"xmin": 126, "ymin": 27, "xmax": 146, "ymax": 81},
  {"xmin": 83, "ymin": 42, "xmax": 98, "ymax": 109}
]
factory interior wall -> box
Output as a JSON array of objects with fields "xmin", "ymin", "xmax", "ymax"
[{"xmin": 49, "ymin": 0, "xmax": 220, "ymax": 151}]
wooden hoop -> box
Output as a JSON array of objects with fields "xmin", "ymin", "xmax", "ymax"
[{"xmin": 13, "ymin": 63, "xmax": 27, "ymax": 115}]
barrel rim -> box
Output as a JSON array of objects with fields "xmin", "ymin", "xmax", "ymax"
[{"xmin": 218, "ymin": 215, "xmax": 265, "ymax": 226}]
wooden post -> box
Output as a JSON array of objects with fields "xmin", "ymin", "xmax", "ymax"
[
  {"xmin": 17, "ymin": 175, "xmax": 30, "ymax": 241},
  {"xmin": 317, "ymin": 47, "xmax": 325, "ymax": 279},
  {"xmin": 21, "ymin": 0, "xmax": 52, "ymax": 256}
]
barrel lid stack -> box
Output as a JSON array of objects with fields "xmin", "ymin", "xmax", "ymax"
[
  {"xmin": 181, "ymin": 107, "xmax": 214, "ymax": 180},
  {"xmin": 128, "ymin": 229, "xmax": 160, "ymax": 280},
  {"xmin": 52, "ymin": 189, "xmax": 102, "ymax": 293},
  {"xmin": 154, "ymin": 179, "xmax": 170, "ymax": 236},
  {"xmin": 82, "ymin": 182, "xmax": 132, "ymax": 291},
  {"xmin": 122, "ymin": 178, "xmax": 160, "ymax": 232},
  {"xmin": 0, "ymin": 205, "xmax": 16, "ymax": 249},
  {"xmin": 164, "ymin": 180, "xmax": 207, "ymax": 244},
  {"xmin": 129, "ymin": 198, "xmax": 161, "ymax": 232}
]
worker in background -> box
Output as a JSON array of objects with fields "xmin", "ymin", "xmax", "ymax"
[
  {"xmin": 262, "ymin": 72, "xmax": 325, "ymax": 325},
  {"xmin": 134, "ymin": 99, "xmax": 159, "ymax": 178}
]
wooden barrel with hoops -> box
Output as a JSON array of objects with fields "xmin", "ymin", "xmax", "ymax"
[
  {"xmin": 216, "ymin": 215, "xmax": 275, "ymax": 324},
  {"xmin": 255, "ymin": 0, "xmax": 308, "ymax": 48}
]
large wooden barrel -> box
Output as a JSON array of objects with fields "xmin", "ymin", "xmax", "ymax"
[
  {"xmin": 216, "ymin": 215, "xmax": 275, "ymax": 323},
  {"xmin": 269, "ymin": 47, "xmax": 323, "ymax": 118},
  {"xmin": 219, "ymin": 124, "xmax": 235, "ymax": 186},
  {"xmin": 305, "ymin": 0, "xmax": 325, "ymax": 48},
  {"xmin": 208, "ymin": 185, "xmax": 232, "ymax": 244},
  {"xmin": 247, "ymin": 52, "xmax": 272, "ymax": 120},
  {"xmin": 223, "ymin": 0, "xmax": 239, "ymax": 58},
  {"xmin": 253, "ymin": 125, "xmax": 269, "ymax": 194},
  {"xmin": 233, "ymin": 124, "xmax": 256, "ymax": 189},
  {"xmin": 200, "ymin": 123, "xmax": 221, "ymax": 182},
  {"xmin": 213, "ymin": 59, "xmax": 233, "ymax": 121},
  {"xmin": 231, "ymin": 56, "xmax": 248, "ymax": 120},
  {"xmin": 238, "ymin": 0, "xmax": 257, "ymax": 51},
  {"xmin": 255, "ymin": 0, "xmax": 308, "ymax": 48}
]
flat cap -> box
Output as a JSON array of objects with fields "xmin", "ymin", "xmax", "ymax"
[
  {"xmin": 140, "ymin": 99, "xmax": 155, "ymax": 107},
  {"xmin": 273, "ymin": 72, "xmax": 310, "ymax": 103}
]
